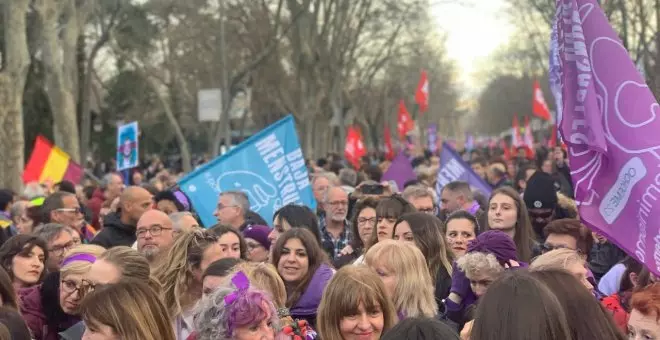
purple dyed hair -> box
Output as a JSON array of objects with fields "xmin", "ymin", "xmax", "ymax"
[{"xmin": 193, "ymin": 285, "xmax": 281, "ymax": 340}]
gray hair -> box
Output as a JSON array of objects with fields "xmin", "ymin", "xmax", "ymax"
[
  {"xmin": 193, "ymin": 284, "xmax": 280, "ymax": 340},
  {"xmin": 169, "ymin": 211, "xmax": 196, "ymax": 231},
  {"xmin": 456, "ymin": 252, "xmax": 503, "ymax": 279},
  {"xmin": 402, "ymin": 185, "xmax": 436, "ymax": 203},
  {"xmin": 9, "ymin": 201, "xmax": 27, "ymax": 220},
  {"xmin": 323, "ymin": 186, "xmax": 347, "ymax": 203},
  {"xmin": 220, "ymin": 191, "xmax": 250, "ymax": 215},
  {"xmin": 33, "ymin": 223, "xmax": 73, "ymax": 244},
  {"xmin": 101, "ymin": 173, "xmax": 116, "ymax": 189},
  {"xmin": 338, "ymin": 168, "xmax": 357, "ymax": 187},
  {"xmin": 22, "ymin": 182, "xmax": 45, "ymax": 200},
  {"xmin": 312, "ymin": 172, "xmax": 340, "ymax": 186}
]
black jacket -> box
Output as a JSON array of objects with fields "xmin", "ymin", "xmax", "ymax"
[{"xmin": 91, "ymin": 212, "xmax": 136, "ymax": 249}]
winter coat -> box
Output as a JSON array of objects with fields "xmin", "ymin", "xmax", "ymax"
[
  {"xmin": 90, "ymin": 212, "xmax": 136, "ymax": 249},
  {"xmin": 290, "ymin": 264, "xmax": 334, "ymax": 328},
  {"xmin": 19, "ymin": 273, "xmax": 80, "ymax": 340}
]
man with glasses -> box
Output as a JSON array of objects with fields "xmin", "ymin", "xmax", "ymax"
[
  {"xmin": 539, "ymin": 218, "xmax": 593, "ymax": 258},
  {"xmin": 33, "ymin": 223, "xmax": 80, "ymax": 272},
  {"xmin": 320, "ymin": 186, "xmax": 351, "ymax": 260},
  {"xmin": 402, "ymin": 185, "xmax": 437, "ymax": 215},
  {"xmin": 42, "ymin": 191, "xmax": 93, "ymax": 241},
  {"xmin": 213, "ymin": 191, "xmax": 250, "ymax": 231},
  {"xmin": 136, "ymin": 210, "xmax": 175, "ymax": 264}
]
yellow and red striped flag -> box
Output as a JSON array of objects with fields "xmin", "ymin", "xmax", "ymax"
[{"xmin": 23, "ymin": 136, "xmax": 83, "ymax": 184}]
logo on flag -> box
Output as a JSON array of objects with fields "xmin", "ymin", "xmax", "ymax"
[
  {"xmin": 554, "ymin": 0, "xmax": 660, "ymax": 274},
  {"xmin": 397, "ymin": 100, "xmax": 414, "ymax": 140},
  {"xmin": 178, "ymin": 115, "xmax": 316, "ymax": 227},
  {"xmin": 415, "ymin": 70, "xmax": 429, "ymax": 113},
  {"xmin": 533, "ymin": 80, "xmax": 552, "ymax": 121}
]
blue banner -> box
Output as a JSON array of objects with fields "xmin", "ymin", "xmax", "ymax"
[
  {"xmin": 436, "ymin": 142, "xmax": 492, "ymax": 197},
  {"xmin": 178, "ymin": 115, "xmax": 316, "ymax": 227}
]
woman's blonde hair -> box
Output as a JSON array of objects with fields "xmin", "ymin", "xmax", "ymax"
[
  {"xmin": 364, "ymin": 240, "xmax": 437, "ymax": 318},
  {"xmin": 530, "ymin": 248, "xmax": 585, "ymax": 271},
  {"xmin": 60, "ymin": 245, "xmax": 105, "ymax": 278},
  {"xmin": 97, "ymin": 246, "xmax": 162, "ymax": 295},
  {"xmin": 80, "ymin": 280, "xmax": 175, "ymax": 340},
  {"xmin": 317, "ymin": 266, "xmax": 397, "ymax": 340},
  {"xmin": 229, "ymin": 262, "xmax": 287, "ymax": 308},
  {"xmin": 153, "ymin": 229, "xmax": 219, "ymax": 317}
]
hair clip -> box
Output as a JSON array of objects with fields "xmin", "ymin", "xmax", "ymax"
[{"xmin": 223, "ymin": 271, "xmax": 250, "ymax": 306}]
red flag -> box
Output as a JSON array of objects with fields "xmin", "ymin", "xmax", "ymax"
[
  {"xmin": 511, "ymin": 115, "xmax": 523, "ymax": 148},
  {"xmin": 345, "ymin": 126, "xmax": 366, "ymax": 169},
  {"xmin": 523, "ymin": 116, "xmax": 535, "ymax": 159},
  {"xmin": 532, "ymin": 80, "xmax": 552, "ymax": 121},
  {"xmin": 397, "ymin": 100, "xmax": 414, "ymax": 140},
  {"xmin": 548, "ymin": 125, "xmax": 558, "ymax": 148},
  {"xmin": 384, "ymin": 124, "xmax": 395, "ymax": 160},
  {"xmin": 500, "ymin": 139, "xmax": 511, "ymax": 161},
  {"xmin": 415, "ymin": 70, "xmax": 429, "ymax": 113}
]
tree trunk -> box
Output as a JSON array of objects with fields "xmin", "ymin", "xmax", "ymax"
[
  {"xmin": 36, "ymin": 0, "xmax": 82, "ymax": 162},
  {"xmin": 0, "ymin": 0, "xmax": 31, "ymax": 191}
]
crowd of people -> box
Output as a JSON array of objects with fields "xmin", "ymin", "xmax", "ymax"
[{"xmin": 0, "ymin": 144, "xmax": 656, "ymax": 340}]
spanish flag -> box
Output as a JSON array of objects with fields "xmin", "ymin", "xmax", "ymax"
[{"xmin": 23, "ymin": 136, "xmax": 83, "ymax": 184}]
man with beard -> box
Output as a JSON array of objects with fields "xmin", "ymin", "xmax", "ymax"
[
  {"xmin": 319, "ymin": 186, "xmax": 351, "ymax": 260},
  {"xmin": 136, "ymin": 209, "xmax": 176, "ymax": 264}
]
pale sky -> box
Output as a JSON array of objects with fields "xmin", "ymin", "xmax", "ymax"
[{"xmin": 431, "ymin": 0, "xmax": 514, "ymax": 93}]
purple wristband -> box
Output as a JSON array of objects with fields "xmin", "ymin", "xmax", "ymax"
[{"xmin": 61, "ymin": 254, "xmax": 96, "ymax": 267}]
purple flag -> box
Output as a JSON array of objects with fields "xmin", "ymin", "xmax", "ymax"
[
  {"xmin": 428, "ymin": 124, "xmax": 438, "ymax": 153},
  {"xmin": 554, "ymin": 0, "xmax": 660, "ymax": 274},
  {"xmin": 382, "ymin": 153, "xmax": 416, "ymax": 191},
  {"xmin": 436, "ymin": 142, "xmax": 492, "ymax": 197}
]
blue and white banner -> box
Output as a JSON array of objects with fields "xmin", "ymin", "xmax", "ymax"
[
  {"xmin": 178, "ymin": 115, "xmax": 316, "ymax": 227},
  {"xmin": 117, "ymin": 121, "xmax": 139, "ymax": 171},
  {"xmin": 436, "ymin": 142, "xmax": 492, "ymax": 197}
]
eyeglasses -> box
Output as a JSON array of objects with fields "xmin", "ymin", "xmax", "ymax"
[
  {"xmin": 61, "ymin": 279, "xmax": 84, "ymax": 294},
  {"xmin": 418, "ymin": 207, "xmax": 437, "ymax": 215},
  {"xmin": 56, "ymin": 208, "xmax": 82, "ymax": 214},
  {"xmin": 357, "ymin": 217, "xmax": 377, "ymax": 226},
  {"xmin": 80, "ymin": 279, "xmax": 103, "ymax": 294},
  {"xmin": 136, "ymin": 225, "xmax": 173, "ymax": 238},
  {"xmin": 216, "ymin": 203, "xmax": 237, "ymax": 211},
  {"xmin": 49, "ymin": 239, "xmax": 80, "ymax": 257}
]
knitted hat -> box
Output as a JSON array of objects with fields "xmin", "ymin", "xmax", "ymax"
[
  {"xmin": 523, "ymin": 172, "xmax": 558, "ymax": 210},
  {"xmin": 242, "ymin": 225, "xmax": 271, "ymax": 250},
  {"xmin": 467, "ymin": 230, "xmax": 519, "ymax": 265}
]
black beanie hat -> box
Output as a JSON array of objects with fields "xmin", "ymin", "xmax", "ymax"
[{"xmin": 523, "ymin": 172, "xmax": 558, "ymax": 210}]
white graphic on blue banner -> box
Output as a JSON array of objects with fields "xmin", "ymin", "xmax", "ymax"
[
  {"xmin": 116, "ymin": 121, "xmax": 139, "ymax": 171},
  {"xmin": 178, "ymin": 115, "xmax": 316, "ymax": 227}
]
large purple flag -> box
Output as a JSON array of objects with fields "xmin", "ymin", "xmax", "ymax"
[
  {"xmin": 428, "ymin": 124, "xmax": 438, "ymax": 153},
  {"xmin": 436, "ymin": 142, "xmax": 492, "ymax": 197},
  {"xmin": 382, "ymin": 153, "xmax": 416, "ymax": 191},
  {"xmin": 553, "ymin": 0, "xmax": 660, "ymax": 274}
]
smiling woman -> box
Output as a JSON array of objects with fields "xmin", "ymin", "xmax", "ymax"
[
  {"xmin": 317, "ymin": 266, "xmax": 397, "ymax": 340},
  {"xmin": 271, "ymin": 228, "xmax": 334, "ymax": 328}
]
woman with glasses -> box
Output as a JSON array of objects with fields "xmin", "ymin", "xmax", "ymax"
[
  {"xmin": 241, "ymin": 225, "xmax": 271, "ymax": 263},
  {"xmin": 0, "ymin": 235, "xmax": 48, "ymax": 291},
  {"xmin": 19, "ymin": 244, "xmax": 104, "ymax": 340},
  {"xmin": 334, "ymin": 197, "xmax": 378, "ymax": 268}
]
